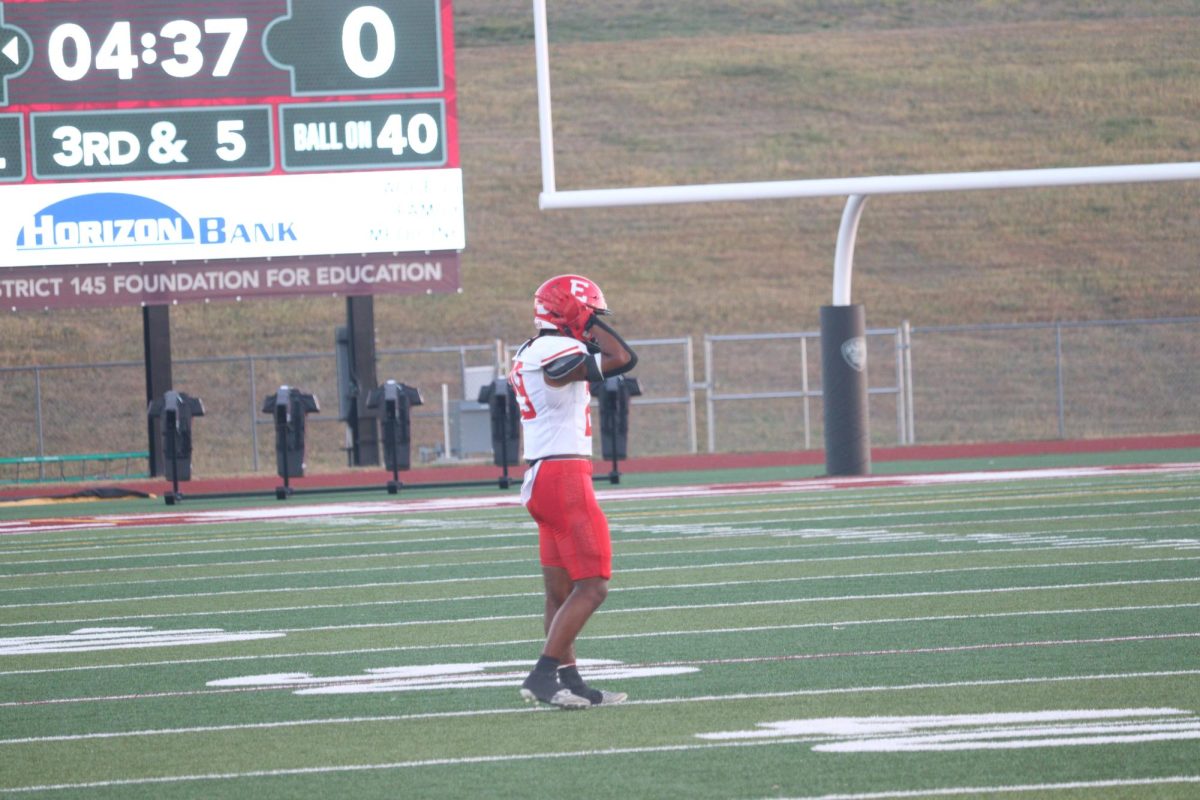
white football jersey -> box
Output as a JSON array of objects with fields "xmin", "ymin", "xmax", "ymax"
[{"xmin": 509, "ymin": 335, "xmax": 600, "ymax": 460}]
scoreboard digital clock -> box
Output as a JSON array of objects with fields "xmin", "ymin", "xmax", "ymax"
[{"xmin": 0, "ymin": 0, "xmax": 463, "ymax": 309}]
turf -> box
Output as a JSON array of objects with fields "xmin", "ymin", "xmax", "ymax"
[{"xmin": 1, "ymin": 463, "xmax": 1198, "ymax": 797}]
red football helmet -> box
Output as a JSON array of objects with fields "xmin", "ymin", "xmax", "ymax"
[{"xmin": 533, "ymin": 274, "xmax": 610, "ymax": 330}]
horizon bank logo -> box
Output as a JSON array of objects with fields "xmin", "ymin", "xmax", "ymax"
[
  {"xmin": 17, "ymin": 193, "xmax": 195, "ymax": 251},
  {"xmin": 16, "ymin": 192, "xmax": 297, "ymax": 252}
]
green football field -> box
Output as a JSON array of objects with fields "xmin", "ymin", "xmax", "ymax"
[{"xmin": 2, "ymin": 462, "xmax": 1199, "ymax": 798}]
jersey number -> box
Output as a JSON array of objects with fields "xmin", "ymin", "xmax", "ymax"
[
  {"xmin": 509, "ymin": 368, "xmax": 537, "ymax": 420},
  {"xmin": 508, "ymin": 367, "xmax": 593, "ymax": 435}
]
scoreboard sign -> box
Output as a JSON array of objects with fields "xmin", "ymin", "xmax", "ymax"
[{"xmin": 0, "ymin": 0, "xmax": 463, "ymax": 309}]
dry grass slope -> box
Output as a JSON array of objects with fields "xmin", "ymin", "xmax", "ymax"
[
  {"xmin": 0, "ymin": 2, "xmax": 1197, "ymax": 464},
  {"xmin": 2, "ymin": 1, "xmax": 1196, "ymax": 364}
]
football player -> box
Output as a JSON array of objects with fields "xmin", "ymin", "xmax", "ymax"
[{"xmin": 510, "ymin": 274, "xmax": 638, "ymax": 709}]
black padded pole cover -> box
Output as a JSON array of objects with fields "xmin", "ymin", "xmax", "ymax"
[
  {"xmin": 820, "ymin": 304, "xmax": 871, "ymax": 476},
  {"xmin": 143, "ymin": 305, "xmax": 173, "ymax": 478},
  {"xmin": 346, "ymin": 295, "xmax": 381, "ymax": 466}
]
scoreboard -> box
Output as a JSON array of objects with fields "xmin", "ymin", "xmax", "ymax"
[{"xmin": 0, "ymin": 0, "xmax": 463, "ymax": 309}]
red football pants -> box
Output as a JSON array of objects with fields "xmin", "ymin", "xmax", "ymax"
[{"xmin": 525, "ymin": 459, "xmax": 612, "ymax": 580}]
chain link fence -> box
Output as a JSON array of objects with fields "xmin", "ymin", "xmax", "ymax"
[
  {"xmin": 2, "ymin": 316, "xmax": 1197, "ymax": 481},
  {"xmin": 908, "ymin": 317, "xmax": 1200, "ymax": 443}
]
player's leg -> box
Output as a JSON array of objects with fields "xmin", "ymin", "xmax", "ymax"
[
  {"xmin": 542, "ymin": 565, "xmax": 575, "ymax": 662},
  {"xmin": 519, "ymin": 502, "xmax": 589, "ymax": 708},
  {"xmin": 520, "ymin": 576, "xmax": 591, "ymax": 708},
  {"xmin": 520, "ymin": 460, "xmax": 619, "ymax": 708},
  {"xmin": 548, "ymin": 467, "xmax": 626, "ymax": 704},
  {"xmin": 546, "ymin": 577, "xmax": 624, "ymax": 706},
  {"xmin": 541, "ymin": 566, "xmax": 625, "ymax": 704},
  {"xmin": 541, "ymin": 464, "xmax": 611, "ymax": 662},
  {"xmin": 541, "ymin": 576, "xmax": 607, "ymax": 660}
]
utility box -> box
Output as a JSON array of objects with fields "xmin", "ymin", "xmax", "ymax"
[
  {"xmin": 147, "ymin": 390, "xmax": 204, "ymax": 483},
  {"xmin": 462, "ymin": 365, "xmax": 496, "ymax": 402},
  {"xmin": 452, "ymin": 402, "xmax": 493, "ymax": 458},
  {"xmin": 262, "ymin": 386, "xmax": 320, "ymax": 481},
  {"xmin": 453, "ymin": 365, "xmax": 496, "ymax": 458}
]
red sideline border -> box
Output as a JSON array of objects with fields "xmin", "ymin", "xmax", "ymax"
[{"xmin": 2, "ymin": 433, "xmax": 1198, "ymax": 502}]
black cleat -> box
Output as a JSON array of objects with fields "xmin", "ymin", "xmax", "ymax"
[{"xmin": 520, "ymin": 670, "xmax": 591, "ymax": 709}]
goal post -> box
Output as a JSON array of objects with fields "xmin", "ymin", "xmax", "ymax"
[{"xmin": 529, "ymin": 0, "xmax": 1200, "ymax": 474}]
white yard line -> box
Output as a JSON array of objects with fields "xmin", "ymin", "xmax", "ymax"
[
  {"xmin": 4, "ymin": 520, "xmax": 1195, "ymax": 582},
  {"xmin": 4, "ymin": 512, "xmax": 1197, "ymax": 577},
  {"xmin": 2, "ymin": 633, "xmax": 1197, "ymax": 709},
  {"xmin": 4, "ymin": 601, "xmax": 1198, "ymax": 678},
  {"xmin": 761, "ymin": 775, "xmax": 1200, "ymax": 800},
  {"xmin": 2, "ymin": 667, "xmax": 1199, "ymax": 745},
  {"xmin": 3, "ymin": 574, "xmax": 1198, "ymax": 631},
  {"xmin": 1, "ymin": 462, "xmax": 1197, "ymax": 540},
  {"xmin": 6, "ymin": 554, "xmax": 1200, "ymax": 611},
  {"xmin": 3, "ymin": 520, "xmax": 1196, "ymax": 585},
  {"xmin": 0, "ymin": 533, "xmax": 1190, "ymax": 593},
  {"xmin": 1, "ymin": 478, "xmax": 1193, "ymax": 553},
  {"xmin": 3, "ymin": 494, "xmax": 1196, "ymax": 560},
  {"xmin": 2, "ymin": 501, "xmax": 1195, "ymax": 571},
  {"xmin": 2, "ymin": 739, "xmax": 1198, "ymax": 795}
]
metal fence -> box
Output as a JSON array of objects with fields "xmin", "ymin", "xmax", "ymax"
[
  {"xmin": 502, "ymin": 336, "xmax": 698, "ymax": 458},
  {"xmin": 907, "ymin": 316, "xmax": 1200, "ymax": 444},
  {"xmin": 2, "ymin": 316, "xmax": 1197, "ymax": 480},
  {"xmin": 700, "ymin": 316, "xmax": 1199, "ymax": 452},
  {"xmin": 702, "ymin": 326, "xmax": 912, "ymax": 453},
  {"xmin": 0, "ymin": 337, "xmax": 696, "ymax": 478}
]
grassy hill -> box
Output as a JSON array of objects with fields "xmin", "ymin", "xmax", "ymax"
[
  {"xmin": 1, "ymin": 2, "xmax": 1197, "ymax": 468},
  {"xmin": 2, "ymin": 1, "xmax": 1196, "ymax": 367}
]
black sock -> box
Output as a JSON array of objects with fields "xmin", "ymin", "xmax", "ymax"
[
  {"xmin": 559, "ymin": 665, "xmax": 602, "ymax": 703},
  {"xmin": 533, "ymin": 655, "xmax": 561, "ymax": 675},
  {"xmin": 558, "ymin": 665, "xmax": 584, "ymax": 688}
]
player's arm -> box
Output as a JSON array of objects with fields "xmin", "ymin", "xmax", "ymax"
[
  {"xmin": 543, "ymin": 319, "xmax": 636, "ymax": 388},
  {"xmin": 589, "ymin": 316, "xmax": 637, "ymax": 376},
  {"xmin": 540, "ymin": 287, "xmax": 636, "ymax": 386}
]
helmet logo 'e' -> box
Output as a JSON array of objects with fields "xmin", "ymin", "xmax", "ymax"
[{"xmin": 533, "ymin": 274, "xmax": 606, "ymax": 329}]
